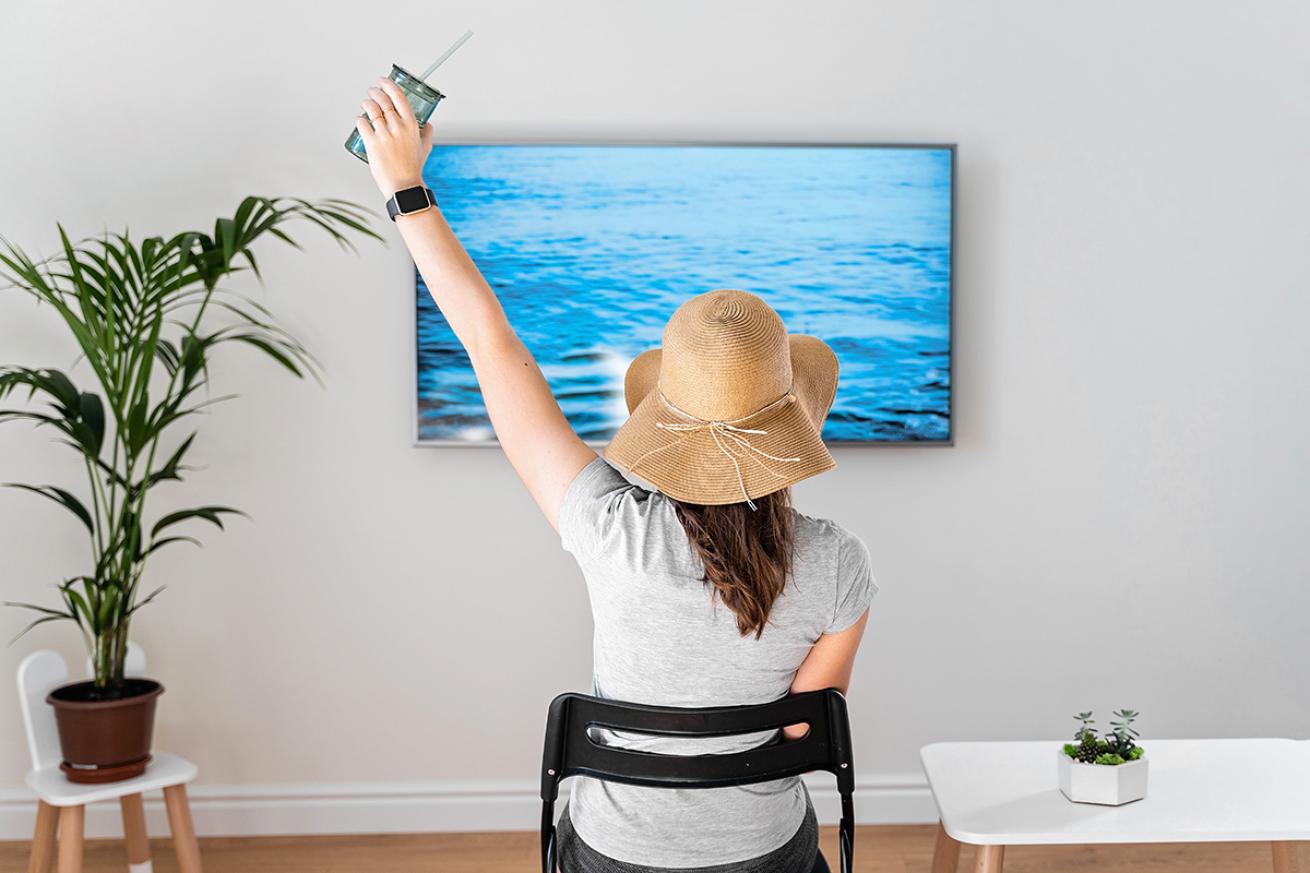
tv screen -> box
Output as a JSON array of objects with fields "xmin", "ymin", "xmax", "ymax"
[{"xmin": 415, "ymin": 143, "xmax": 954, "ymax": 444}]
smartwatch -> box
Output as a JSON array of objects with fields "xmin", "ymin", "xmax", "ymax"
[{"xmin": 386, "ymin": 185, "xmax": 436, "ymax": 221}]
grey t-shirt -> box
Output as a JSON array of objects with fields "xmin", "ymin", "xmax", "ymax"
[{"xmin": 558, "ymin": 457, "xmax": 877, "ymax": 867}]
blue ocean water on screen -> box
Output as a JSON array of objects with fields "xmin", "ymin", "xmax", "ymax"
[{"xmin": 416, "ymin": 145, "xmax": 952, "ymax": 443}]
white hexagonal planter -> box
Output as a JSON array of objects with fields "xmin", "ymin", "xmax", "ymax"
[{"xmin": 1057, "ymin": 748, "xmax": 1148, "ymax": 805}]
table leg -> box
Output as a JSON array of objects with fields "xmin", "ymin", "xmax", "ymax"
[
  {"xmin": 120, "ymin": 793, "xmax": 152, "ymax": 872},
  {"xmin": 55, "ymin": 805, "xmax": 83, "ymax": 873},
  {"xmin": 163, "ymin": 785, "xmax": 203, "ymax": 873},
  {"xmin": 1273, "ymin": 842, "xmax": 1307, "ymax": 873},
  {"xmin": 931, "ymin": 822, "xmax": 961, "ymax": 873},
  {"xmin": 974, "ymin": 845, "xmax": 1005, "ymax": 873},
  {"xmin": 27, "ymin": 800, "xmax": 58, "ymax": 873}
]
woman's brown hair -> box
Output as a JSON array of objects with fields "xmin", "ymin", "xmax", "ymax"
[{"xmin": 671, "ymin": 489, "xmax": 796, "ymax": 639}]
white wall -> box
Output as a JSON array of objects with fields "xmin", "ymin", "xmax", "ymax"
[{"xmin": 1, "ymin": 0, "xmax": 1307, "ymax": 837}]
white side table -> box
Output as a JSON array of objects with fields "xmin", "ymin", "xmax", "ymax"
[{"xmin": 920, "ymin": 739, "xmax": 1310, "ymax": 873}]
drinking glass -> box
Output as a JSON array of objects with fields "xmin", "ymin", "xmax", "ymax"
[{"xmin": 344, "ymin": 64, "xmax": 445, "ymax": 163}]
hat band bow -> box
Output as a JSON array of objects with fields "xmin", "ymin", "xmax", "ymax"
[{"xmin": 631, "ymin": 388, "xmax": 802, "ymax": 510}]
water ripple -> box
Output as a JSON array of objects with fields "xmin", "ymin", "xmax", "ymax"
[{"xmin": 417, "ymin": 146, "xmax": 953, "ymax": 443}]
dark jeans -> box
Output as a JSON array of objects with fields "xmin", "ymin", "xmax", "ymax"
[{"xmin": 557, "ymin": 800, "xmax": 824, "ymax": 873}]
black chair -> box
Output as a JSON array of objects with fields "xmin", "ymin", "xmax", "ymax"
[{"xmin": 539, "ymin": 689, "xmax": 855, "ymax": 873}]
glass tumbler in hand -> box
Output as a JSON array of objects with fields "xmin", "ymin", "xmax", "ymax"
[{"xmin": 344, "ymin": 64, "xmax": 445, "ymax": 163}]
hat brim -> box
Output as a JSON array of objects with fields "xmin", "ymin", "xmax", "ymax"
[{"xmin": 604, "ymin": 335, "xmax": 839, "ymax": 505}]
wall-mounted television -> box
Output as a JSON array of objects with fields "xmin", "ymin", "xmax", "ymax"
[{"xmin": 415, "ymin": 143, "xmax": 955, "ymax": 445}]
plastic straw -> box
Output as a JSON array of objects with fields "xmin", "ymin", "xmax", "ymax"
[{"xmin": 420, "ymin": 30, "xmax": 474, "ymax": 82}]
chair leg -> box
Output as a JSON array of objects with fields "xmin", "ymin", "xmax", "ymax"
[
  {"xmin": 27, "ymin": 800, "xmax": 59, "ymax": 873},
  {"xmin": 55, "ymin": 805, "xmax": 84, "ymax": 873},
  {"xmin": 163, "ymin": 785, "xmax": 203, "ymax": 873},
  {"xmin": 120, "ymin": 793, "xmax": 152, "ymax": 872},
  {"xmin": 974, "ymin": 845, "xmax": 1005, "ymax": 873},
  {"xmin": 931, "ymin": 822, "xmax": 961, "ymax": 873},
  {"xmin": 1273, "ymin": 842, "xmax": 1307, "ymax": 873}
]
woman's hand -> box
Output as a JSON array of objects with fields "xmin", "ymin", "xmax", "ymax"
[{"xmin": 355, "ymin": 77, "xmax": 435, "ymax": 197}]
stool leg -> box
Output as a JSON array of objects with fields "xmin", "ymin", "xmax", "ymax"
[
  {"xmin": 120, "ymin": 793, "xmax": 152, "ymax": 873},
  {"xmin": 974, "ymin": 845, "xmax": 1005, "ymax": 873},
  {"xmin": 931, "ymin": 822, "xmax": 961, "ymax": 873},
  {"xmin": 55, "ymin": 805, "xmax": 83, "ymax": 873},
  {"xmin": 163, "ymin": 785, "xmax": 203, "ymax": 873},
  {"xmin": 27, "ymin": 800, "xmax": 58, "ymax": 873},
  {"xmin": 1273, "ymin": 842, "xmax": 1307, "ymax": 873}
]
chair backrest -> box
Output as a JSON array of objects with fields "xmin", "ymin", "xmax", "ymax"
[
  {"xmin": 16, "ymin": 643, "xmax": 146, "ymax": 772},
  {"xmin": 539, "ymin": 689, "xmax": 855, "ymax": 873}
]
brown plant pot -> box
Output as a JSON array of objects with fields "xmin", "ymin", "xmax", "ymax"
[{"xmin": 46, "ymin": 678, "xmax": 164, "ymax": 784}]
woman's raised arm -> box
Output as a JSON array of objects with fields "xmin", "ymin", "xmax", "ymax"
[{"xmin": 356, "ymin": 77, "xmax": 596, "ymax": 530}]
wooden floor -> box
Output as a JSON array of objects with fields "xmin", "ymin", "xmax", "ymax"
[{"xmin": 0, "ymin": 824, "xmax": 1294, "ymax": 872}]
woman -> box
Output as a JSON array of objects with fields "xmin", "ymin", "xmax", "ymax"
[{"xmin": 355, "ymin": 80, "xmax": 876, "ymax": 873}]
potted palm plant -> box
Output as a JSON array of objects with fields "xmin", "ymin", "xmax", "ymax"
[{"xmin": 1, "ymin": 196, "xmax": 380, "ymax": 782}]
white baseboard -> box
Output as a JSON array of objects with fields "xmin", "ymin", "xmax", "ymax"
[{"xmin": 0, "ymin": 773, "xmax": 936, "ymax": 841}]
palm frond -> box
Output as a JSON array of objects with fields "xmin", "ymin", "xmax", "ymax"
[{"xmin": 1, "ymin": 194, "xmax": 380, "ymax": 688}]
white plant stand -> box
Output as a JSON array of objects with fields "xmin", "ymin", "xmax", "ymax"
[
  {"xmin": 920, "ymin": 739, "xmax": 1310, "ymax": 873},
  {"xmin": 17, "ymin": 648, "xmax": 203, "ymax": 873}
]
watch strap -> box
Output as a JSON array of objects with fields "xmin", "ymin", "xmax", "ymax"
[{"xmin": 386, "ymin": 186, "xmax": 436, "ymax": 221}]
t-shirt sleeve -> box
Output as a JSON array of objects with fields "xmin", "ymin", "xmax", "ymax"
[
  {"xmin": 828, "ymin": 530, "xmax": 877, "ymax": 634},
  {"xmin": 558, "ymin": 455, "xmax": 638, "ymax": 559}
]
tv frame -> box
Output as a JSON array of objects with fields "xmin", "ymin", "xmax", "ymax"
[{"xmin": 410, "ymin": 140, "xmax": 957, "ymax": 449}]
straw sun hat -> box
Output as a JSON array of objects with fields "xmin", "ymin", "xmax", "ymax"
[{"xmin": 604, "ymin": 289, "xmax": 839, "ymax": 506}]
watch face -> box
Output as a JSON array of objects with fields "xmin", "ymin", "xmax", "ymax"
[{"xmin": 394, "ymin": 187, "xmax": 430, "ymax": 213}]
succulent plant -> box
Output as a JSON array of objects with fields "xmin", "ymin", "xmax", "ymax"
[{"xmin": 1063, "ymin": 710, "xmax": 1145, "ymax": 766}]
